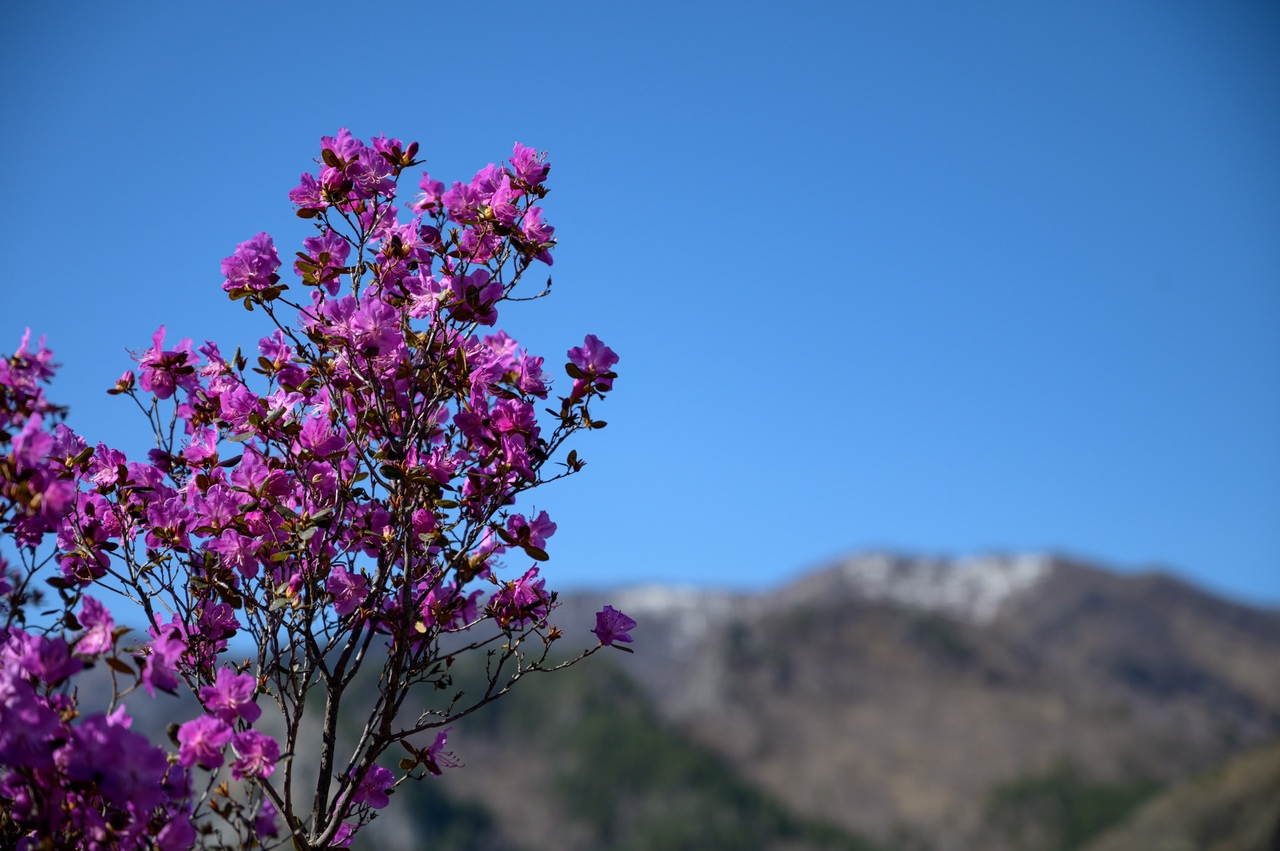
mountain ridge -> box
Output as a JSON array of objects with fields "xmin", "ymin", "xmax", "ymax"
[{"xmin": 517, "ymin": 551, "xmax": 1280, "ymax": 850}]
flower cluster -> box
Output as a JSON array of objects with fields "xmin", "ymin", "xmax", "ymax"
[
  {"xmin": 0, "ymin": 131, "xmax": 630, "ymax": 851},
  {"xmin": 0, "ymin": 345, "xmax": 199, "ymax": 848}
]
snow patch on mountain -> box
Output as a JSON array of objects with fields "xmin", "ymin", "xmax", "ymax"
[
  {"xmin": 608, "ymin": 584, "xmax": 748, "ymax": 649},
  {"xmin": 591, "ymin": 554, "xmax": 1055, "ymax": 647},
  {"xmin": 831, "ymin": 552, "xmax": 1054, "ymax": 623}
]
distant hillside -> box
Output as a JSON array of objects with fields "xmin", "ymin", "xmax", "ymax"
[
  {"xmin": 1081, "ymin": 736, "xmax": 1280, "ymax": 851},
  {"xmin": 395, "ymin": 552, "xmax": 1280, "ymax": 851}
]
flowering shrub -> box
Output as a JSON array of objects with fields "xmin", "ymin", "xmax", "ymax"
[{"xmin": 0, "ymin": 131, "xmax": 631, "ymax": 849}]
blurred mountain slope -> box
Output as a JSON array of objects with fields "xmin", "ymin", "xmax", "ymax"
[
  {"xmin": 1081, "ymin": 736, "xmax": 1280, "ymax": 851},
  {"xmin": 520, "ymin": 552, "xmax": 1280, "ymax": 851}
]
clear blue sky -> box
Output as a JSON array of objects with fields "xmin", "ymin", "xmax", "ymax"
[{"xmin": 3, "ymin": 1, "xmax": 1277, "ymax": 605}]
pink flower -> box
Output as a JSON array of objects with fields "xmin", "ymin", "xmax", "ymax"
[
  {"xmin": 156, "ymin": 818, "xmax": 197, "ymax": 851},
  {"xmin": 567, "ymin": 334, "xmax": 619, "ymax": 399},
  {"xmin": 593, "ymin": 605, "xmax": 636, "ymax": 647},
  {"xmin": 506, "ymin": 510, "xmax": 557, "ymax": 551},
  {"xmin": 142, "ymin": 624, "xmax": 186, "ymax": 697},
  {"xmin": 423, "ymin": 729, "xmax": 460, "ymax": 777},
  {"xmin": 255, "ymin": 799, "xmax": 280, "ymax": 837},
  {"xmin": 199, "ymin": 666, "xmax": 261, "ymax": 724},
  {"xmin": 230, "ymin": 730, "xmax": 279, "ymax": 780},
  {"xmin": 327, "ymin": 567, "xmax": 367, "ymax": 617},
  {"xmin": 220, "ymin": 232, "xmax": 282, "ymax": 295},
  {"xmin": 412, "ymin": 172, "xmax": 445, "ymax": 214},
  {"xmin": 176, "ymin": 714, "xmax": 232, "ymax": 769},
  {"xmin": 134, "ymin": 325, "xmax": 195, "ymax": 400},
  {"xmin": 488, "ymin": 567, "xmax": 549, "ymax": 628},
  {"xmin": 20, "ymin": 635, "xmax": 83, "ymax": 685},
  {"xmin": 350, "ymin": 763, "xmax": 394, "ymax": 809},
  {"xmin": 510, "ymin": 143, "xmax": 550, "ymax": 187},
  {"xmin": 75, "ymin": 596, "xmax": 115, "ymax": 656}
]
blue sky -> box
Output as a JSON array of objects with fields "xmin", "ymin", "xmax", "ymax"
[{"xmin": 3, "ymin": 1, "xmax": 1277, "ymax": 605}]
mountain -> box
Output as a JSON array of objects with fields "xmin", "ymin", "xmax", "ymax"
[
  {"xmin": 388, "ymin": 552, "xmax": 1280, "ymax": 851},
  {"xmin": 1080, "ymin": 736, "xmax": 1280, "ymax": 851}
]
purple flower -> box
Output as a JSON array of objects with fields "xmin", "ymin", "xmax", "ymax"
[
  {"xmin": 488, "ymin": 175, "xmax": 520, "ymax": 224},
  {"xmin": 230, "ymin": 730, "xmax": 279, "ymax": 780},
  {"xmin": 133, "ymin": 325, "xmax": 195, "ymax": 400},
  {"xmin": 319, "ymin": 294, "xmax": 401, "ymax": 356},
  {"xmin": 200, "ymin": 666, "xmax": 261, "ymax": 724},
  {"xmin": 510, "ymin": 143, "xmax": 550, "ymax": 186},
  {"xmin": 295, "ymin": 229, "xmax": 350, "ymax": 295},
  {"xmin": 501, "ymin": 433, "xmax": 534, "ymax": 479},
  {"xmin": 20, "ymin": 635, "xmax": 83, "ymax": 685},
  {"xmin": 0, "ymin": 682, "xmax": 61, "ymax": 770},
  {"xmin": 445, "ymin": 269, "xmax": 502, "ymax": 326},
  {"xmin": 141, "ymin": 626, "xmax": 186, "ymax": 697},
  {"xmin": 442, "ymin": 181, "xmax": 481, "ymax": 223},
  {"xmin": 12, "ymin": 413, "xmax": 52, "ymax": 472},
  {"xmin": 183, "ymin": 426, "xmax": 219, "ymax": 465},
  {"xmin": 67, "ymin": 714, "xmax": 170, "ymax": 812},
  {"xmin": 423, "ymin": 729, "xmax": 460, "ymax": 776},
  {"xmin": 515, "ymin": 351, "xmax": 549, "ymax": 397},
  {"xmin": 156, "ymin": 818, "xmax": 197, "ymax": 851},
  {"xmin": 76, "ymin": 595, "xmax": 115, "ymax": 656},
  {"xmin": 351, "ymin": 763, "xmax": 394, "ymax": 809},
  {"xmin": 206, "ymin": 529, "xmax": 261, "ymax": 580},
  {"xmin": 520, "ymin": 206, "xmax": 555, "ymax": 265},
  {"xmin": 288, "ymin": 171, "xmax": 327, "ymax": 212},
  {"xmin": 331, "ymin": 822, "xmax": 355, "ymax": 847},
  {"xmin": 321, "ymin": 127, "xmax": 362, "ymax": 163},
  {"xmin": 220, "ymin": 232, "xmax": 282, "ymax": 295},
  {"xmin": 255, "ymin": 799, "xmax": 281, "ymax": 838},
  {"xmin": 412, "ymin": 172, "xmax": 446, "ymax": 214},
  {"xmin": 488, "ymin": 567, "xmax": 549, "ymax": 628},
  {"xmin": 567, "ymin": 334, "xmax": 619, "ymax": 399},
  {"xmin": 592, "ymin": 605, "xmax": 636, "ymax": 647},
  {"xmin": 328, "ymin": 567, "xmax": 368, "ymax": 617},
  {"xmin": 176, "ymin": 713, "xmax": 232, "ymax": 769},
  {"xmin": 506, "ymin": 510, "xmax": 557, "ymax": 551}
]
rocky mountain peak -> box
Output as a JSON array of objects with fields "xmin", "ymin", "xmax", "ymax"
[{"xmin": 776, "ymin": 551, "xmax": 1056, "ymax": 623}]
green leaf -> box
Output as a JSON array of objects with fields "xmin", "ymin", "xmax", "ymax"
[
  {"xmin": 523, "ymin": 545, "xmax": 550, "ymax": 562},
  {"xmin": 565, "ymin": 362, "xmax": 587, "ymax": 380}
]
